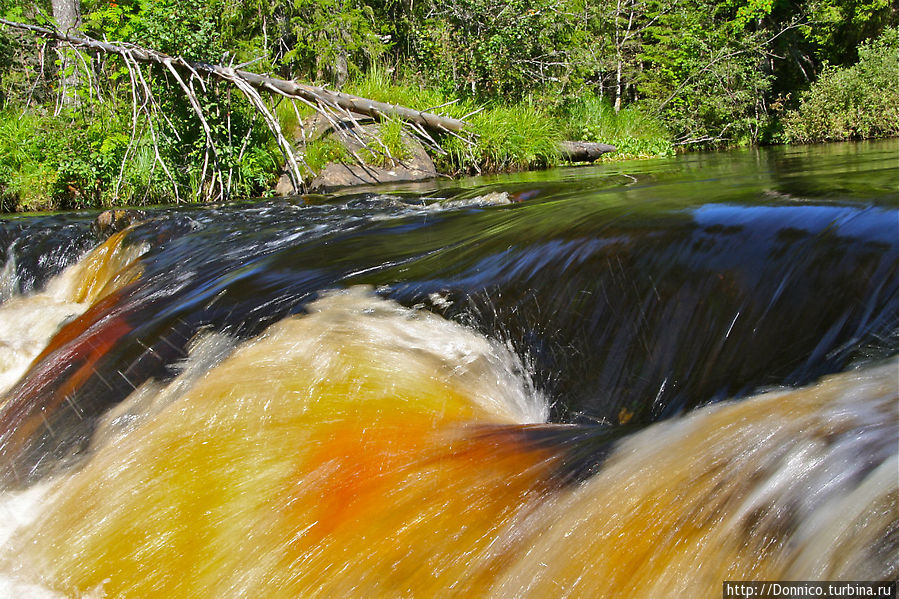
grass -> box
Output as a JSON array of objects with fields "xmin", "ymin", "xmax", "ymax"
[
  {"xmin": 441, "ymin": 101, "xmax": 564, "ymax": 174},
  {"xmin": 0, "ymin": 111, "xmax": 63, "ymax": 212},
  {"xmin": 301, "ymin": 136, "xmax": 350, "ymax": 175},
  {"xmin": 560, "ymin": 95, "xmax": 674, "ymax": 159},
  {"xmin": 290, "ymin": 75, "xmax": 675, "ymax": 182},
  {"xmin": 292, "ymin": 69, "xmax": 673, "ymax": 178},
  {"xmin": 344, "ymin": 65, "xmax": 476, "ymax": 121}
]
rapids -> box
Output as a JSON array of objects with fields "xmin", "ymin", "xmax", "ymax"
[{"xmin": 0, "ymin": 140, "xmax": 896, "ymax": 596}]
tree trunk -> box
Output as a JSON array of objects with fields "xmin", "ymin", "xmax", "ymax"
[
  {"xmin": 334, "ymin": 46, "xmax": 349, "ymax": 88},
  {"xmin": 51, "ymin": 0, "xmax": 81, "ymax": 106},
  {"xmin": 614, "ymin": 54, "xmax": 622, "ymax": 113},
  {"xmin": 0, "ymin": 18, "xmax": 469, "ymax": 133},
  {"xmin": 558, "ymin": 141, "xmax": 617, "ymax": 162}
]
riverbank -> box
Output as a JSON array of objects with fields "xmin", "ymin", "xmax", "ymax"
[
  {"xmin": 1, "ymin": 6, "xmax": 895, "ymax": 214},
  {"xmin": 1, "ymin": 86, "xmax": 897, "ymax": 213},
  {"xmin": 271, "ymin": 75, "xmax": 670, "ymax": 194},
  {"xmin": 1, "ymin": 21, "xmax": 897, "ymax": 214},
  {"xmin": 0, "ymin": 82, "xmax": 676, "ymax": 213}
]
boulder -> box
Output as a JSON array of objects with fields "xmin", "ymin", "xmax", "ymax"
[
  {"xmin": 309, "ymin": 129, "xmax": 437, "ymax": 193},
  {"xmin": 275, "ymin": 122, "xmax": 438, "ymax": 195}
]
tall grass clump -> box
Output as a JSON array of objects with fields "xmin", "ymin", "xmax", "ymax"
[
  {"xmin": 0, "ymin": 111, "xmax": 60, "ymax": 212},
  {"xmin": 344, "ymin": 65, "xmax": 475, "ymax": 120},
  {"xmin": 441, "ymin": 102, "xmax": 563, "ymax": 174},
  {"xmin": 562, "ymin": 96, "xmax": 673, "ymax": 159}
]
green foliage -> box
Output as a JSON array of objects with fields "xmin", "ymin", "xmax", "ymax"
[
  {"xmin": 636, "ymin": 0, "xmax": 775, "ymax": 147},
  {"xmin": 284, "ymin": 0, "xmax": 386, "ymax": 84},
  {"xmin": 343, "ymin": 64, "xmax": 474, "ymax": 118},
  {"xmin": 0, "ymin": 111, "xmax": 58, "ymax": 211},
  {"xmin": 366, "ymin": 118, "xmax": 411, "ymax": 164},
  {"xmin": 802, "ymin": 0, "xmax": 895, "ymax": 65},
  {"xmin": 1, "ymin": 0, "xmax": 897, "ymax": 211},
  {"xmin": 441, "ymin": 102, "xmax": 563, "ymax": 173},
  {"xmin": 0, "ymin": 88, "xmax": 280, "ymax": 211},
  {"xmin": 406, "ymin": 0, "xmax": 582, "ymax": 100},
  {"xmin": 216, "ymin": 0, "xmax": 387, "ymax": 85},
  {"xmin": 0, "ymin": 109, "xmax": 123, "ymax": 211},
  {"xmin": 84, "ymin": 0, "xmax": 224, "ymax": 61},
  {"xmin": 301, "ymin": 136, "xmax": 350, "ymax": 175},
  {"xmin": 781, "ymin": 27, "xmax": 899, "ymax": 142},
  {"xmin": 300, "ymin": 120, "xmax": 411, "ymax": 174},
  {"xmin": 562, "ymin": 95, "xmax": 674, "ymax": 158}
]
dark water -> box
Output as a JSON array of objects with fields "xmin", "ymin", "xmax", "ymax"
[{"xmin": 1, "ymin": 140, "xmax": 897, "ymax": 483}]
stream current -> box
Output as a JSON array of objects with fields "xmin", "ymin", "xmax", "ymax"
[{"xmin": 0, "ymin": 140, "xmax": 896, "ymax": 596}]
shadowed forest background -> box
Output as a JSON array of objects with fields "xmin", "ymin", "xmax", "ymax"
[{"xmin": 0, "ymin": 0, "xmax": 896, "ymax": 211}]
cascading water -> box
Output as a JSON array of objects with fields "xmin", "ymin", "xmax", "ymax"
[{"xmin": 0, "ymin": 141, "xmax": 896, "ymax": 597}]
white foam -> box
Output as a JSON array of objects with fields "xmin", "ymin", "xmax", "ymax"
[
  {"xmin": 0, "ymin": 251, "xmax": 17, "ymax": 304},
  {"xmin": 0, "ymin": 279, "xmax": 84, "ymax": 397},
  {"xmin": 0, "ymin": 483, "xmax": 64, "ymax": 598}
]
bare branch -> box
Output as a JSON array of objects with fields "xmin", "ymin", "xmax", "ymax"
[{"xmin": 0, "ymin": 18, "xmax": 468, "ymax": 134}]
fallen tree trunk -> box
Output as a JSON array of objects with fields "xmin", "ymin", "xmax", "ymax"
[
  {"xmin": 0, "ymin": 17, "xmax": 618, "ymax": 197},
  {"xmin": 0, "ymin": 18, "xmax": 468, "ymax": 134},
  {"xmin": 558, "ymin": 141, "xmax": 617, "ymax": 162}
]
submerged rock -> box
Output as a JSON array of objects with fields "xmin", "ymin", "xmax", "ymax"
[{"xmin": 91, "ymin": 210, "xmax": 146, "ymax": 237}]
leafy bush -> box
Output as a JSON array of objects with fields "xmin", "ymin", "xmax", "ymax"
[
  {"xmin": 407, "ymin": 0, "xmax": 581, "ymax": 100},
  {"xmin": 0, "ymin": 94, "xmax": 279, "ymax": 211},
  {"xmin": 781, "ymin": 27, "xmax": 899, "ymax": 143}
]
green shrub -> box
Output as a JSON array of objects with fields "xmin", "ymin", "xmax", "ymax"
[
  {"xmin": 403, "ymin": 0, "xmax": 582, "ymax": 100},
  {"xmin": 0, "ymin": 95, "xmax": 280, "ymax": 212},
  {"xmin": 0, "ymin": 111, "xmax": 68, "ymax": 211},
  {"xmin": 781, "ymin": 27, "xmax": 899, "ymax": 143}
]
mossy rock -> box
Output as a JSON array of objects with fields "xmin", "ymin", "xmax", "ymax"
[{"xmin": 275, "ymin": 122, "xmax": 437, "ymax": 195}]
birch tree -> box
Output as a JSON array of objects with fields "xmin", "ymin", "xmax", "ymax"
[{"xmin": 51, "ymin": 0, "xmax": 80, "ymax": 107}]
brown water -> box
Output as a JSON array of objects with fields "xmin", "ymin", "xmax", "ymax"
[{"xmin": 0, "ymin": 140, "xmax": 896, "ymax": 596}]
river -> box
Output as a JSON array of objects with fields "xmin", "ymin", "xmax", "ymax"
[{"xmin": 0, "ymin": 140, "xmax": 896, "ymax": 596}]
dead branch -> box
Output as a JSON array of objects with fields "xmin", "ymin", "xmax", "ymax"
[{"xmin": 0, "ymin": 18, "xmax": 468, "ymax": 134}]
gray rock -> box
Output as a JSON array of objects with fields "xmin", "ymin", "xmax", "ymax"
[
  {"xmin": 313, "ymin": 123, "xmax": 438, "ymax": 193},
  {"xmin": 311, "ymin": 152, "xmax": 436, "ymax": 194},
  {"xmin": 274, "ymin": 172, "xmax": 300, "ymax": 196}
]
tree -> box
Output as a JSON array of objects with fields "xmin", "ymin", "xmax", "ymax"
[
  {"xmin": 803, "ymin": 0, "xmax": 896, "ymax": 65},
  {"xmin": 781, "ymin": 26, "xmax": 899, "ymax": 141},
  {"xmin": 403, "ymin": 0, "xmax": 582, "ymax": 100},
  {"xmin": 51, "ymin": 0, "xmax": 81, "ymax": 106}
]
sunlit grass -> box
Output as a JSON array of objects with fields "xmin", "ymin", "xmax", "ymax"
[
  {"xmin": 441, "ymin": 101, "xmax": 563, "ymax": 174},
  {"xmin": 0, "ymin": 111, "xmax": 61, "ymax": 211},
  {"xmin": 561, "ymin": 96, "xmax": 674, "ymax": 159},
  {"xmin": 280, "ymin": 73, "xmax": 674, "ymax": 181}
]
